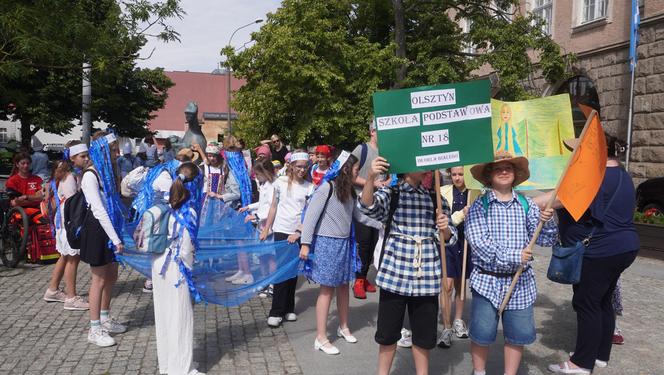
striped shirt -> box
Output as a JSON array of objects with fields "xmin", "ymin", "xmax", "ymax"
[
  {"xmin": 358, "ymin": 182, "xmax": 457, "ymax": 296},
  {"xmin": 465, "ymin": 190, "xmax": 558, "ymax": 310}
]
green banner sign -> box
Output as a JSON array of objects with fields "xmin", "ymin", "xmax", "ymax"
[{"xmin": 372, "ymin": 79, "xmax": 494, "ymax": 173}]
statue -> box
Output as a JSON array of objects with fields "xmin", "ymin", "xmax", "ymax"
[{"xmin": 181, "ymin": 102, "xmax": 207, "ymax": 150}]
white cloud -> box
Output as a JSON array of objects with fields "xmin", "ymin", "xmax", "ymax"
[{"xmin": 136, "ymin": 0, "xmax": 281, "ymax": 73}]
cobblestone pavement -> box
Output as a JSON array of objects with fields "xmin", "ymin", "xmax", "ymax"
[{"xmin": 1, "ymin": 250, "xmax": 663, "ymax": 375}]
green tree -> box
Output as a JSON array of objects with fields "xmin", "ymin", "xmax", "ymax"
[
  {"xmin": 0, "ymin": 0, "xmax": 182, "ymax": 144},
  {"xmin": 227, "ymin": 0, "xmax": 572, "ymax": 147}
]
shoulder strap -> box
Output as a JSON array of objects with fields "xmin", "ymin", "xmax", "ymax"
[
  {"xmin": 359, "ymin": 143, "xmax": 368, "ymax": 170},
  {"xmin": 378, "ymin": 186, "xmax": 400, "ymax": 269},
  {"xmin": 83, "ymin": 168, "xmax": 101, "ymax": 191},
  {"xmin": 313, "ymin": 181, "xmax": 334, "ymax": 235},
  {"xmin": 481, "ymin": 192, "xmax": 529, "ymax": 218}
]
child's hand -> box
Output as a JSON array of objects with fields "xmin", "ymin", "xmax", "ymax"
[
  {"xmin": 115, "ymin": 243, "xmax": 125, "ymax": 254},
  {"xmin": 239, "ymin": 206, "xmax": 249, "ymax": 213},
  {"xmin": 540, "ymin": 207, "xmax": 554, "ymax": 222},
  {"xmin": 287, "ymin": 232, "xmax": 301, "ymax": 244},
  {"xmin": 521, "ymin": 245, "xmax": 533, "ymax": 264},
  {"xmin": 244, "ymin": 214, "xmax": 256, "ymax": 223},
  {"xmin": 259, "ymin": 228, "xmax": 270, "ymax": 241},
  {"xmin": 299, "ymin": 244, "xmax": 310, "ymax": 260},
  {"xmin": 369, "ymin": 157, "xmax": 389, "ymax": 178},
  {"xmin": 435, "ymin": 209, "xmax": 449, "ymax": 231}
]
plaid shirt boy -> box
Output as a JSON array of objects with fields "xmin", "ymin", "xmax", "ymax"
[
  {"xmin": 358, "ymin": 182, "xmax": 457, "ymax": 296},
  {"xmin": 465, "ymin": 190, "xmax": 557, "ymax": 310}
]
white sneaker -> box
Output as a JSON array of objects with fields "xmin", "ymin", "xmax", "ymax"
[
  {"xmin": 285, "ymin": 313, "xmax": 297, "ymax": 321},
  {"xmin": 142, "ymin": 279, "xmax": 153, "ymax": 293},
  {"xmin": 225, "ymin": 270, "xmax": 244, "ymax": 282},
  {"xmin": 314, "ymin": 338, "xmax": 340, "ymax": 355},
  {"xmin": 569, "ymin": 352, "xmax": 608, "ymax": 368},
  {"xmin": 64, "ymin": 296, "xmax": 89, "ymax": 311},
  {"xmin": 453, "ymin": 319, "xmax": 469, "ymax": 339},
  {"xmin": 231, "ymin": 273, "xmax": 254, "ymax": 285},
  {"xmin": 267, "ymin": 316, "xmax": 283, "ymax": 327},
  {"xmin": 88, "ymin": 327, "xmax": 116, "ymax": 347},
  {"xmin": 437, "ymin": 328, "xmax": 453, "ymax": 348},
  {"xmin": 101, "ymin": 317, "xmax": 127, "ymax": 334},
  {"xmin": 397, "ymin": 328, "xmax": 412, "ymax": 348}
]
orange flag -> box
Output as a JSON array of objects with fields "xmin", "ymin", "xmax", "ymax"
[{"xmin": 557, "ymin": 110, "xmax": 608, "ymax": 221}]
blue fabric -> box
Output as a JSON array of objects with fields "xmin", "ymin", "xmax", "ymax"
[
  {"xmin": 465, "ymin": 190, "xmax": 557, "ymax": 310},
  {"xmin": 51, "ymin": 180, "xmax": 62, "ymax": 230},
  {"xmin": 557, "ymin": 167, "xmax": 639, "ymax": 258},
  {"xmin": 224, "ymin": 151, "xmax": 252, "ymax": 207},
  {"xmin": 117, "ymin": 198, "xmax": 302, "ymax": 307},
  {"xmin": 31, "ymin": 151, "xmax": 49, "ymax": 180},
  {"xmin": 630, "ymin": 0, "xmax": 640, "ymax": 71},
  {"xmin": 132, "ymin": 159, "xmax": 181, "ymax": 221},
  {"xmin": 307, "ymin": 235, "xmax": 355, "ymax": 287},
  {"xmin": 468, "ymin": 290, "xmax": 536, "ymax": 346},
  {"xmin": 89, "ymin": 135, "xmax": 126, "ymax": 248}
]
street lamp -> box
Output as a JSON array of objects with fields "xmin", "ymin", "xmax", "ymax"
[{"xmin": 226, "ymin": 18, "xmax": 263, "ymax": 135}]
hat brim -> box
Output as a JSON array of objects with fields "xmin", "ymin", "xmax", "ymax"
[{"xmin": 470, "ymin": 156, "xmax": 530, "ymax": 187}]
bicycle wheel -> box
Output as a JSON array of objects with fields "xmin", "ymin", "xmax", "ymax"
[{"xmin": 1, "ymin": 206, "xmax": 29, "ymax": 268}]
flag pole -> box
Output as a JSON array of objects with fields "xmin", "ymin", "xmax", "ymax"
[
  {"xmin": 434, "ymin": 170, "xmax": 451, "ymax": 329},
  {"xmin": 626, "ymin": 67, "xmax": 636, "ymax": 171},
  {"xmin": 460, "ymin": 239, "xmax": 469, "ymax": 301},
  {"xmin": 498, "ymin": 111, "xmax": 597, "ymax": 314}
]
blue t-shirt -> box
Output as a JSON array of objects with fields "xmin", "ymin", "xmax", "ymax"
[{"xmin": 557, "ymin": 166, "xmax": 639, "ymax": 258}]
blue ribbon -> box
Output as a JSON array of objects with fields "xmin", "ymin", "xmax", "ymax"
[
  {"xmin": 51, "ymin": 180, "xmax": 62, "ymax": 230},
  {"xmin": 132, "ymin": 159, "xmax": 181, "ymax": 221},
  {"xmin": 224, "ymin": 150, "xmax": 253, "ymax": 207}
]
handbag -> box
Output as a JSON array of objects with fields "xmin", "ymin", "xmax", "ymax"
[{"xmin": 547, "ymin": 175, "xmax": 623, "ymax": 284}]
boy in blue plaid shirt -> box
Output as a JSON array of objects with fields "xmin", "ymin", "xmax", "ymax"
[
  {"xmin": 358, "ymin": 156, "xmax": 457, "ymax": 375},
  {"xmin": 465, "ymin": 152, "xmax": 556, "ymax": 375}
]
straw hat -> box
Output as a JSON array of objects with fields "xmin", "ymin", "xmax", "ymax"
[
  {"xmin": 176, "ymin": 147, "xmax": 199, "ymax": 162},
  {"xmin": 470, "ymin": 150, "xmax": 530, "ymax": 187}
]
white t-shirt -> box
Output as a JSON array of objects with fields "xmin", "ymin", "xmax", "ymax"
[{"xmin": 272, "ymin": 177, "xmax": 314, "ymax": 234}]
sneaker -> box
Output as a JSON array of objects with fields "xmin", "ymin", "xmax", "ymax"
[
  {"xmin": 612, "ymin": 330, "xmax": 624, "ymax": 345},
  {"xmin": 353, "ymin": 279, "xmax": 367, "ymax": 299},
  {"xmin": 453, "ymin": 319, "xmax": 469, "ymax": 339},
  {"xmin": 225, "ymin": 270, "xmax": 244, "ymax": 282},
  {"xmin": 397, "ymin": 328, "xmax": 412, "ymax": 348},
  {"xmin": 267, "ymin": 316, "xmax": 283, "ymax": 327},
  {"xmin": 64, "ymin": 296, "xmax": 89, "ymax": 311},
  {"xmin": 142, "ymin": 279, "xmax": 153, "ymax": 293},
  {"xmin": 285, "ymin": 313, "xmax": 297, "ymax": 321},
  {"xmin": 437, "ymin": 328, "xmax": 453, "ymax": 348},
  {"xmin": 364, "ymin": 279, "xmax": 377, "ymax": 293},
  {"xmin": 232, "ymin": 273, "xmax": 254, "ymax": 285},
  {"xmin": 43, "ymin": 288, "xmax": 67, "ymax": 303},
  {"xmin": 101, "ymin": 317, "xmax": 127, "ymax": 334},
  {"xmin": 258, "ymin": 287, "xmax": 269, "ymax": 298},
  {"xmin": 569, "ymin": 352, "xmax": 608, "ymax": 368},
  {"xmin": 267, "ymin": 284, "xmax": 274, "ymax": 295},
  {"xmin": 87, "ymin": 327, "xmax": 116, "ymax": 347}
]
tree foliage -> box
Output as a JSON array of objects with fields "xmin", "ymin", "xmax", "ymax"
[
  {"xmin": 0, "ymin": 0, "xmax": 183, "ymax": 143},
  {"xmin": 227, "ymin": 0, "xmax": 573, "ymax": 147}
]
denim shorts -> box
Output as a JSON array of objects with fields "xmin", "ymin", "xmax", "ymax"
[{"xmin": 468, "ymin": 290, "xmax": 536, "ymax": 346}]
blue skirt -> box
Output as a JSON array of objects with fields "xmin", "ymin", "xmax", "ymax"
[{"xmin": 310, "ymin": 235, "xmax": 355, "ymax": 287}]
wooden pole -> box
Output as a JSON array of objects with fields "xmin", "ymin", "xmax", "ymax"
[
  {"xmin": 497, "ymin": 111, "xmax": 597, "ymax": 314},
  {"xmin": 460, "ymin": 239, "xmax": 469, "ymax": 301},
  {"xmin": 434, "ymin": 171, "xmax": 451, "ymax": 329}
]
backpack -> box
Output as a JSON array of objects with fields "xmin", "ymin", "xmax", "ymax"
[
  {"xmin": 121, "ymin": 166, "xmax": 149, "ymax": 198},
  {"xmin": 64, "ymin": 169, "xmax": 99, "ymax": 249},
  {"xmin": 359, "ymin": 143, "xmax": 368, "ymax": 170},
  {"xmin": 480, "ymin": 193, "xmax": 529, "ymax": 218},
  {"xmin": 133, "ymin": 203, "xmax": 171, "ymax": 254}
]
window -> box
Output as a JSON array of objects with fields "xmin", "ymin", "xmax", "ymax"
[
  {"xmin": 462, "ymin": 18, "xmax": 476, "ymax": 55},
  {"xmin": 532, "ymin": 0, "xmax": 553, "ymax": 35},
  {"xmin": 0, "ymin": 128, "xmax": 7, "ymax": 143},
  {"xmin": 554, "ymin": 76, "xmax": 601, "ymax": 137},
  {"xmin": 582, "ymin": 0, "xmax": 608, "ymax": 23}
]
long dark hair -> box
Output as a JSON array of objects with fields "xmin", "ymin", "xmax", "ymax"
[
  {"xmin": 169, "ymin": 162, "xmax": 200, "ymax": 210},
  {"xmin": 334, "ymin": 154, "xmax": 358, "ymax": 203}
]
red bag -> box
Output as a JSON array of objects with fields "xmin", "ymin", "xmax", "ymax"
[{"xmin": 26, "ymin": 224, "xmax": 59, "ymax": 264}]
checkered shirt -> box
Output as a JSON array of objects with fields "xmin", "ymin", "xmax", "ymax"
[
  {"xmin": 465, "ymin": 190, "xmax": 558, "ymax": 310},
  {"xmin": 358, "ymin": 182, "xmax": 457, "ymax": 297}
]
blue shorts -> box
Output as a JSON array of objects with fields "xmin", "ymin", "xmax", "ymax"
[{"xmin": 468, "ymin": 290, "xmax": 536, "ymax": 346}]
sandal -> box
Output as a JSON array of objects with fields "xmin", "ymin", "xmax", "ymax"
[{"xmin": 547, "ymin": 361, "xmax": 590, "ymax": 374}]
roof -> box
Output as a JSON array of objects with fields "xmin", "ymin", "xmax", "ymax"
[{"xmin": 148, "ymin": 71, "xmax": 245, "ymax": 132}]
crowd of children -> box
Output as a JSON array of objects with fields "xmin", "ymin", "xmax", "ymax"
[{"xmin": 0, "ymin": 123, "xmax": 639, "ymax": 375}]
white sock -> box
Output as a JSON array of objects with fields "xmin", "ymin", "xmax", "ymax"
[
  {"xmin": 473, "ymin": 371, "xmax": 486, "ymax": 375},
  {"xmin": 90, "ymin": 320, "xmax": 100, "ymax": 329},
  {"xmin": 100, "ymin": 310, "xmax": 110, "ymax": 321}
]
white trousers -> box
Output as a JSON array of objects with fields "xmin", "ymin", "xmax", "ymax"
[{"xmin": 152, "ymin": 251, "xmax": 195, "ymax": 375}]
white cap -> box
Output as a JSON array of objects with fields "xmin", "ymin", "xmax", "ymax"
[{"xmin": 68, "ymin": 144, "xmax": 88, "ymax": 157}]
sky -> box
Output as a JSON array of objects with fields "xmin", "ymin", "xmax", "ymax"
[{"xmin": 136, "ymin": 0, "xmax": 282, "ymax": 73}]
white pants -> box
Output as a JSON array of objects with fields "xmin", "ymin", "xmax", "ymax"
[{"xmin": 152, "ymin": 251, "xmax": 195, "ymax": 375}]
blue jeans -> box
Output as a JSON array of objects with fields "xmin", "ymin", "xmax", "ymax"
[{"xmin": 469, "ymin": 290, "xmax": 536, "ymax": 346}]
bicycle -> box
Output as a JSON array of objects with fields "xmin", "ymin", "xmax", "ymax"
[{"xmin": 0, "ymin": 191, "xmax": 30, "ymax": 268}]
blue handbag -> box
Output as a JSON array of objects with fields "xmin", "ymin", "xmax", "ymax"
[{"xmin": 547, "ymin": 175, "xmax": 622, "ymax": 285}]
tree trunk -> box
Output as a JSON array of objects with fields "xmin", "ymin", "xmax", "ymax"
[
  {"xmin": 20, "ymin": 118, "xmax": 35, "ymax": 149},
  {"xmin": 392, "ymin": 0, "xmax": 407, "ymax": 88}
]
